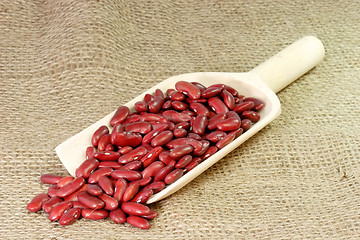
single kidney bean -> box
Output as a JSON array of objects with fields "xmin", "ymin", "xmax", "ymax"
[
  {"xmin": 112, "ymin": 132, "xmax": 142, "ymax": 148},
  {"xmin": 191, "ymin": 81, "xmax": 207, "ymax": 92},
  {"xmin": 173, "ymin": 128, "xmax": 187, "ymax": 138},
  {"xmin": 193, "ymin": 140, "xmax": 210, "ymax": 156},
  {"xmin": 125, "ymin": 122, "xmax": 152, "ymax": 134},
  {"xmin": 140, "ymin": 112, "xmax": 167, "ymax": 122},
  {"xmin": 118, "ymin": 146, "xmax": 133, "ymax": 155},
  {"xmin": 208, "ymin": 97, "xmax": 229, "ymax": 114},
  {"xmin": 184, "ymin": 157, "xmax": 203, "ymax": 172},
  {"xmin": 57, "ymin": 177, "xmax": 85, "ymax": 198},
  {"xmin": 110, "ymin": 106, "xmax": 130, "ymax": 126},
  {"xmin": 200, "ymin": 146, "xmax": 218, "ymax": 160},
  {"xmin": 127, "ymin": 215, "xmax": 151, "ymax": 229},
  {"xmin": 141, "ymin": 210, "xmax": 158, "ymax": 220},
  {"xmin": 244, "ymin": 97, "xmax": 265, "ymax": 111},
  {"xmin": 158, "ymin": 151, "xmax": 175, "ymax": 165},
  {"xmin": 230, "ymin": 128, "xmax": 244, "ymax": 138},
  {"xmin": 241, "ymin": 119, "xmax": 252, "ymax": 131},
  {"xmin": 88, "ymin": 167, "xmax": 113, "ymax": 184},
  {"xmin": 40, "ymin": 174, "xmax": 63, "ymax": 185},
  {"xmin": 86, "ymin": 146, "xmax": 97, "ymax": 159},
  {"xmin": 121, "ymin": 202, "xmax": 151, "ymax": 216},
  {"xmin": 216, "ymin": 117, "xmax": 241, "ymax": 132},
  {"xmin": 148, "ymin": 96, "xmax": 164, "ymax": 113},
  {"xmin": 99, "ymin": 194, "xmax": 118, "ymax": 210},
  {"xmin": 77, "ymin": 192, "xmax": 105, "ymax": 209},
  {"xmin": 241, "ymin": 110, "xmax": 261, "ymax": 122},
  {"xmin": 155, "ymin": 89, "xmax": 165, "ymax": 99},
  {"xmin": 167, "ymin": 138, "xmax": 203, "ymax": 155},
  {"xmin": 49, "ymin": 201, "xmax": 73, "ymax": 221},
  {"xmin": 75, "ymin": 158, "xmax": 99, "ymax": 179},
  {"xmin": 142, "ymin": 181, "xmax": 166, "ymax": 193},
  {"xmin": 205, "ymin": 130, "xmax": 227, "ymax": 143},
  {"xmin": 133, "ymin": 176, "xmax": 152, "ymax": 187},
  {"xmin": 72, "ymin": 201, "xmax": 87, "ymax": 209},
  {"xmin": 86, "ymin": 184, "xmax": 103, "ymax": 196},
  {"xmin": 118, "ymin": 146, "xmax": 148, "ymax": 164},
  {"xmin": 164, "ymin": 169, "xmax": 184, "ymax": 184},
  {"xmin": 110, "ymin": 123, "xmax": 124, "ymax": 143},
  {"xmin": 208, "ymin": 83, "xmax": 225, "ymax": 90},
  {"xmin": 216, "ymin": 132, "xmax": 236, "ymax": 149},
  {"xmin": 169, "ymin": 91, "xmax": 186, "ymax": 101},
  {"xmin": 120, "ymin": 160, "xmax": 142, "ymax": 171},
  {"xmin": 105, "ymin": 144, "xmax": 115, "ymax": 151},
  {"xmin": 142, "ymin": 161, "xmax": 165, "ymax": 179},
  {"xmin": 59, "ymin": 207, "xmax": 81, "ymax": 226},
  {"xmin": 111, "ymin": 169, "xmax": 142, "ymax": 182},
  {"xmin": 169, "ymin": 144, "xmax": 194, "ymax": 159},
  {"xmin": 188, "ymin": 132, "xmax": 201, "ymax": 140},
  {"xmin": 201, "ymin": 86, "xmax": 222, "ymax": 98},
  {"xmin": 224, "ymin": 85, "xmax": 239, "ymax": 97},
  {"xmin": 98, "ymin": 134, "xmax": 112, "ymax": 152},
  {"xmin": 98, "ymin": 161, "xmax": 122, "ymax": 169},
  {"xmin": 113, "ymin": 178, "xmax": 128, "ymax": 201},
  {"xmin": 27, "ymin": 193, "xmax": 49, "ymax": 212},
  {"xmin": 57, "ymin": 176, "xmax": 75, "ymax": 188},
  {"xmin": 122, "ymin": 182, "xmax": 140, "ymax": 202},
  {"xmin": 91, "ymin": 125, "xmax": 109, "ymax": 147},
  {"xmin": 134, "ymin": 101, "xmax": 148, "ymax": 113},
  {"xmin": 208, "ymin": 113, "xmax": 227, "ymax": 130},
  {"xmin": 172, "ymin": 101, "xmax": 188, "ymax": 111},
  {"xmin": 153, "ymin": 162, "xmax": 175, "ymax": 182},
  {"xmin": 140, "ymin": 146, "xmax": 163, "ymax": 168},
  {"xmin": 166, "ymin": 88, "xmax": 176, "ymax": 97},
  {"xmin": 175, "ymin": 121, "xmax": 190, "ymax": 130},
  {"xmin": 81, "ymin": 208, "xmax": 108, "ymax": 220},
  {"xmin": 189, "ymin": 102, "xmax": 210, "ymax": 117},
  {"xmin": 64, "ymin": 183, "xmax": 88, "ymax": 202},
  {"xmin": 226, "ymin": 111, "xmax": 241, "ymax": 121},
  {"xmin": 233, "ymin": 101, "xmax": 254, "ymax": 114},
  {"xmin": 42, "ymin": 196, "xmax": 63, "ymax": 213},
  {"xmin": 98, "ymin": 176, "xmax": 114, "ymax": 196},
  {"xmin": 122, "ymin": 114, "xmax": 142, "ymax": 125},
  {"xmin": 175, "ymin": 155, "xmax": 193, "ymax": 169},
  {"xmin": 143, "ymin": 93, "xmax": 153, "ymax": 103},
  {"xmin": 162, "ymin": 100, "xmax": 173, "ymax": 110},
  {"xmin": 192, "ymin": 115, "xmax": 208, "ymax": 136},
  {"xmin": 93, "ymin": 151, "xmax": 121, "ymax": 161},
  {"xmin": 47, "ymin": 185, "xmax": 59, "ymax": 197},
  {"xmin": 132, "ymin": 189, "xmax": 154, "ymax": 204},
  {"xmin": 220, "ymin": 89, "xmax": 235, "ymax": 110},
  {"xmin": 110, "ymin": 208, "xmax": 126, "ymax": 224},
  {"xmin": 151, "ymin": 130, "xmax": 173, "ymax": 148}
]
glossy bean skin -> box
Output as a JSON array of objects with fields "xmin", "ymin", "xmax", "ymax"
[
  {"xmin": 169, "ymin": 90, "xmax": 186, "ymax": 101},
  {"xmin": 112, "ymin": 132, "xmax": 142, "ymax": 147},
  {"xmin": 173, "ymin": 128, "xmax": 187, "ymax": 138},
  {"xmin": 233, "ymin": 101, "xmax": 254, "ymax": 114},
  {"xmin": 148, "ymin": 96, "xmax": 164, "ymax": 113},
  {"xmin": 121, "ymin": 202, "xmax": 151, "ymax": 216},
  {"xmin": 27, "ymin": 193, "xmax": 50, "ymax": 212},
  {"xmin": 141, "ymin": 210, "xmax": 159, "ymax": 220},
  {"xmin": 127, "ymin": 216, "xmax": 151, "ymax": 229},
  {"xmin": 86, "ymin": 184, "xmax": 103, "ymax": 196},
  {"xmin": 118, "ymin": 146, "xmax": 133, "ymax": 155},
  {"xmin": 133, "ymin": 176, "xmax": 152, "ymax": 187},
  {"xmin": 93, "ymin": 151, "xmax": 121, "ymax": 161},
  {"xmin": 244, "ymin": 97, "xmax": 265, "ymax": 111},
  {"xmin": 208, "ymin": 113, "xmax": 227, "ymax": 130},
  {"xmin": 110, "ymin": 106, "xmax": 130, "ymax": 126},
  {"xmin": 134, "ymin": 101, "xmax": 148, "ymax": 113},
  {"xmin": 98, "ymin": 161, "xmax": 122, "ymax": 169},
  {"xmin": 216, "ymin": 117, "xmax": 241, "ymax": 132},
  {"xmin": 47, "ymin": 185, "xmax": 60, "ymax": 198},
  {"xmin": 175, "ymin": 81, "xmax": 201, "ymax": 100},
  {"xmin": 215, "ymin": 132, "xmax": 236, "ymax": 149},
  {"xmin": 111, "ymin": 169, "xmax": 142, "ymax": 182},
  {"xmin": 40, "ymin": 174, "xmax": 63, "ymax": 185},
  {"xmin": 241, "ymin": 110, "xmax": 261, "ymax": 122},
  {"xmin": 86, "ymin": 146, "xmax": 97, "ymax": 159},
  {"xmin": 172, "ymin": 101, "xmax": 188, "ymax": 111},
  {"xmin": 142, "ymin": 124, "xmax": 168, "ymax": 144},
  {"xmin": 162, "ymin": 100, "xmax": 173, "ymax": 110},
  {"xmin": 59, "ymin": 208, "xmax": 81, "ymax": 226},
  {"xmin": 226, "ymin": 111, "xmax": 241, "ymax": 121},
  {"xmin": 241, "ymin": 119, "xmax": 252, "ymax": 131},
  {"xmin": 158, "ymin": 151, "xmax": 175, "ymax": 165},
  {"xmin": 88, "ymin": 167, "xmax": 113, "ymax": 184},
  {"xmin": 191, "ymin": 82, "xmax": 207, "ymax": 92},
  {"xmin": 184, "ymin": 157, "xmax": 203, "ymax": 172},
  {"xmin": 205, "ymin": 130, "xmax": 227, "ymax": 143},
  {"xmin": 121, "ymin": 160, "xmax": 142, "ymax": 171},
  {"xmin": 200, "ymin": 146, "xmax": 218, "ymax": 160},
  {"xmin": 175, "ymin": 155, "xmax": 192, "ymax": 169},
  {"xmin": 122, "ymin": 182, "xmax": 140, "ymax": 202},
  {"xmin": 110, "ymin": 208, "xmax": 126, "ymax": 224},
  {"xmin": 153, "ymin": 161, "xmax": 175, "ymax": 182},
  {"xmin": 191, "ymin": 115, "xmax": 208, "ymax": 136},
  {"xmin": 91, "ymin": 126, "xmax": 109, "ymax": 147},
  {"xmin": 140, "ymin": 146, "xmax": 163, "ymax": 168},
  {"xmin": 201, "ymin": 87, "xmax": 222, "ymax": 98},
  {"xmin": 42, "ymin": 196, "xmax": 63, "ymax": 213},
  {"xmin": 82, "ymin": 208, "xmax": 109, "ymax": 220},
  {"xmin": 142, "ymin": 181, "xmax": 166, "ymax": 193},
  {"xmin": 189, "ymin": 102, "xmax": 210, "ymax": 117},
  {"xmin": 49, "ymin": 201, "xmax": 73, "ymax": 221},
  {"xmin": 220, "ymin": 89, "xmax": 235, "ymax": 110},
  {"xmin": 63, "ymin": 184, "xmax": 88, "ymax": 202},
  {"xmin": 164, "ymin": 169, "xmax": 184, "ymax": 184},
  {"xmin": 150, "ymin": 130, "xmax": 173, "ymax": 147},
  {"xmin": 142, "ymin": 161, "xmax": 165, "ymax": 179},
  {"xmin": 98, "ymin": 134, "xmax": 112, "ymax": 152},
  {"xmin": 113, "ymin": 178, "xmax": 128, "ymax": 201},
  {"xmin": 57, "ymin": 177, "xmax": 85, "ymax": 198},
  {"xmin": 125, "ymin": 122, "xmax": 152, "ymax": 134},
  {"xmin": 208, "ymin": 97, "xmax": 229, "ymax": 114},
  {"xmin": 118, "ymin": 146, "xmax": 148, "ymax": 164},
  {"xmin": 57, "ymin": 176, "xmax": 75, "ymax": 188},
  {"xmin": 132, "ymin": 189, "xmax": 154, "ymax": 203},
  {"xmin": 77, "ymin": 191, "xmax": 105, "ymax": 210},
  {"xmin": 98, "ymin": 176, "xmax": 114, "ymax": 195},
  {"xmin": 169, "ymin": 144, "xmax": 194, "ymax": 159},
  {"xmin": 75, "ymin": 158, "xmax": 99, "ymax": 178},
  {"xmin": 99, "ymin": 194, "xmax": 118, "ymax": 210}
]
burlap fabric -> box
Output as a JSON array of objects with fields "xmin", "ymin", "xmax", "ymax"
[{"xmin": 1, "ymin": 0, "xmax": 359, "ymax": 239}]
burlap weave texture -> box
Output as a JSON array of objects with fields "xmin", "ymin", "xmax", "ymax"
[{"xmin": 0, "ymin": 0, "xmax": 359, "ymax": 239}]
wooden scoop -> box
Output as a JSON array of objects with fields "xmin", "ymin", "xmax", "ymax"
[{"xmin": 55, "ymin": 36, "xmax": 325, "ymax": 204}]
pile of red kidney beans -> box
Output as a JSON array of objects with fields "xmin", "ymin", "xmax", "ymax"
[{"xmin": 27, "ymin": 81, "xmax": 264, "ymax": 229}]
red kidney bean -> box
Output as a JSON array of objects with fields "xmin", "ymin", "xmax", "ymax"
[
  {"xmin": 64, "ymin": 183, "xmax": 88, "ymax": 202},
  {"xmin": 111, "ymin": 169, "xmax": 142, "ymax": 181},
  {"xmin": 208, "ymin": 83, "xmax": 225, "ymax": 90},
  {"xmin": 201, "ymin": 87, "xmax": 222, "ymax": 99},
  {"xmin": 175, "ymin": 81, "xmax": 201, "ymax": 100},
  {"xmin": 175, "ymin": 155, "xmax": 192, "ymax": 169},
  {"xmin": 110, "ymin": 208, "xmax": 126, "ymax": 224},
  {"xmin": 110, "ymin": 123, "xmax": 124, "ymax": 142},
  {"xmin": 57, "ymin": 177, "xmax": 85, "ymax": 198},
  {"xmin": 98, "ymin": 176, "xmax": 114, "ymax": 196},
  {"xmin": 112, "ymin": 132, "xmax": 142, "ymax": 147},
  {"xmin": 185, "ymin": 98, "xmax": 208, "ymax": 104},
  {"xmin": 217, "ymin": 117, "xmax": 241, "ymax": 132},
  {"xmin": 194, "ymin": 140, "xmax": 210, "ymax": 156},
  {"xmin": 169, "ymin": 144, "xmax": 194, "ymax": 159},
  {"xmin": 230, "ymin": 128, "xmax": 244, "ymax": 138},
  {"xmin": 141, "ymin": 209, "xmax": 159, "ymax": 220},
  {"xmin": 88, "ymin": 167, "xmax": 113, "ymax": 184},
  {"xmin": 132, "ymin": 189, "xmax": 154, "ymax": 204},
  {"xmin": 27, "ymin": 193, "xmax": 49, "ymax": 212},
  {"xmin": 113, "ymin": 178, "xmax": 128, "ymax": 201},
  {"xmin": 98, "ymin": 134, "xmax": 111, "ymax": 152},
  {"xmin": 148, "ymin": 96, "xmax": 164, "ymax": 113},
  {"xmin": 244, "ymin": 97, "xmax": 265, "ymax": 111},
  {"xmin": 42, "ymin": 196, "xmax": 63, "ymax": 213},
  {"xmin": 241, "ymin": 119, "xmax": 252, "ymax": 131},
  {"xmin": 220, "ymin": 89, "xmax": 235, "ymax": 110},
  {"xmin": 191, "ymin": 82, "xmax": 207, "ymax": 92},
  {"xmin": 57, "ymin": 176, "xmax": 75, "ymax": 188},
  {"xmin": 241, "ymin": 110, "xmax": 260, "ymax": 122},
  {"xmin": 120, "ymin": 160, "xmax": 142, "ymax": 171},
  {"xmin": 233, "ymin": 101, "xmax": 254, "ymax": 114},
  {"xmin": 82, "ymin": 208, "xmax": 109, "ymax": 220},
  {"xmin": 86, "ymin": 184, "xmax": 103, "ymax": 196},
  {"xmin": 49, "ymin": 201, "xmax": 73, "ymax": 221},
  {"xmin": 191, "ymin": 115, "xmax": 208, "ymax": 136},
  {"xmin": 127, "ymin": 215, "xmax": 151, "ymax": 229},
  {"xmin": 200, "ymin": 146, "xmax": 218, "ymax": 160},
  {"xmin": 208, "ymin": 113, "xmax": 227, "ymax": 130},
  {"xmin": 105, "ymin": 144, "xmax": 115, "ymax": 151},
  {"xmin": 140, "ymin": 112, "xmax": 167, "ymax": 122},
  {"xmin": 224, "ymin": 85, "xmax": 239, "ymax": 97},
  {"xmin": 59, "ymin": 207, "xmax": 81, "ymax": 226},
  {"xmin": 72, "ymin": 201, "xmax": 87, "ymax": 209},
  {"xmin": 158, "ymin": 151, "xmax": 175, "ymax": 165},
  {"xmin": 86, "ymin": 146, "xmax": 97, "ymax": 159},
  {"xmin": 184, "ymin": 157, "xmax": 202, "ymax": 172},
  {"xmin": 140, "ymin": 146, "xmax": 163, "ymax": 168},
  {"xmin": 99, "ymin": 194, "xmax": 118, "ymax": 210},
  {"xmin": 143, "ymin": 93, "xmax": 153, "ymax": 103},
  {"xmin": 98, "ymin": 161, "xmax": 122, "ymax": 169},
  {"xmin": 172, "ymin": 101, "xmax": 188, "ymax": 111},
  {"xmin": 134, "ymin": 101, "xmax": 148, "ymax": 113},
  {"xmin": 150, "ymin": 130, "xmax": 173, "ymax": 147},
  {"xmin": 122, "ymin": 182, "xmax": 140, "ymax": 202},
  {"xmin": 110, "ymin": 106, "xmax": 130, "ymax": 126},
  {"xmin": 75, "ymin": 158, "xmax": 99, "ymax": 178},
  {"xmin": 77, "ymin": 191, "xmax": 105, "ymax": 209},
  {"xmin": 125, "ymin": 122, "xmax": 152, "ymax": 134},
  {"xmin": 122, "ymin": 202, "xmax": 151, "ymax": 216},
  {"xmin": 133, "ymin": 176, "xmax": 152, "ymax": 187},
  {"xmin": 92, "ymin": 125, "xmax": 109, "ymax": 147},
  {"xmin": 142, "ymin": 161, "xmax": 165, "ymax": 179},
  {"xmin": 173, "ymin": 128, "xmax": 187, "ymax": 138},
  {"xmin": 142, "ymin": 123, "xmax": 168, "ymax": 144},
  {"xmin": 123, "ymin": 115, "xmax": 142, "ymax": 126},
  {"xmin": 40, "ymin": 174, "xmax": 63, "ymax": 185},
  {"xmin": 162, "ymin": 100, "xmax": 173, "ymax": 110},
  {"xmin": 92, "ymin": 151, "xmax": 120, "ymax": 161},
  {"xmin": 189, "ymin": 102, "xmax": 210, "ymax": 117},
  {"xmin": 162, "ymin": 110, "xmax": 192, "ymax": 123},
  {"xmin": 118, "ymin": 146, "xmax": 133, "ymax": 155},
  {"xmin": 166, "ymin": 88, "xmax": 176, "ymax": 97},
  {"xmin": 47, "ymin": 185, "xmax": 59, "ymax": 198},
  {"xmin": 155, "ymin": 89, "xmax": 165, "ymax": 99},
  {"xmin": 175, "ymin": 121, "xmax": 190, "ymax": 130},
  {"xmin": 153, "ymin": 161, "xmax": 175, "ymax": 182},
  {"xmin": 208, "ymin": 97, "xmax": 229, "ymax": 114},
  {"xmin": 118, "ymin": 146, "xmax": 147, "ymax": 164},
  {"xmin": 164, "ymin": 169, "xmax": 184, "ymax": 184},
  {"xmin": 226, "ymin": 111, "xmax": 241, "ymax": 121},
  {"xmin": 167, "ymin": 138, "xmax": 203, "ymax": 154},
  {"xmin": 188, "ymin": 132, "xmax": 201, "ymax": 140},
  {"xmin": 216, "ymin": 132, "xmax": 236, "ymax": 149},
  {"xmin": 169, "ymin": 91, "xmax": 186, "ymax": 101},
  {"xmin": 143, "ymin": 181, "xmax": 166, "ymax": 193},
  {"xmin": 205, "ymin": 130, "xmax": 226, "ymax": 143}
]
